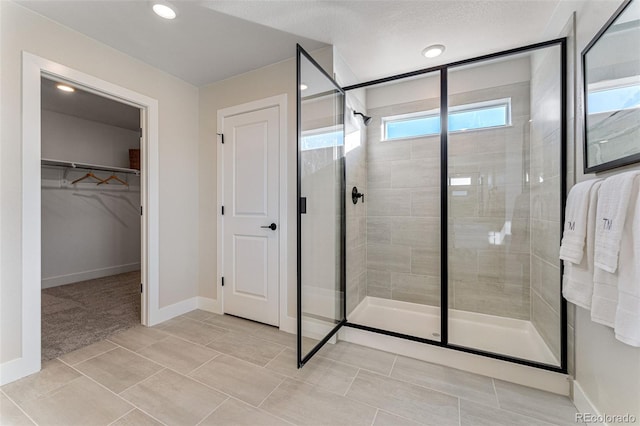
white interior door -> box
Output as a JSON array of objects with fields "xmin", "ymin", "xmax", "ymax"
[{"xmin": 222, "ymin": 106, "xmax": 280, "ymax": 326}]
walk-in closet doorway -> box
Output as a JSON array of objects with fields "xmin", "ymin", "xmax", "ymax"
[
  {"xmin": 17, "ymin": 53, "xmax": 160, "ymax": 381},
  {"xmin": 40, "ymin": 76, "xmax": 144, "ymax": 361}
]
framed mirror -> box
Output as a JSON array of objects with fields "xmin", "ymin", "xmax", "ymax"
[{"xmin": 582, "ymin": 0, "xmax": 640, "ymax": 173}]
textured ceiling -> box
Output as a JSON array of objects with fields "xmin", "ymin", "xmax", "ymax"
[
  {"xmin": 20, "ymin": 0, "xmax": 572, "ymax": 87},
  {"xmin": 203, "ymin": 0, "xmax": 566, "ymax": 82},
  {"xmin": 18, "ymin": 1, "xmax": 327, "ymax": 87}
]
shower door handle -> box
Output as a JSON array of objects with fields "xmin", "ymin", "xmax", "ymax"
[{"xmin": 261, "ymin": 223, "xmax": 277, "ymax": 231}]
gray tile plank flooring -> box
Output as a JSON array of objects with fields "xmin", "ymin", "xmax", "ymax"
[
  {"xmin": 346, "ymin": 369, "xmax": 460, "ymax": 426},
  {"xmin": 2, "ymin": 310, "xmax": 578, "ymax": 426},
  {"xmin": 494, "ymin": 379, "xmax": 579, "ymax": 426},
  {"xmin": 200, "ymin": 398, "xmax": 290, "ymax": 426},
  {"xmin": 260, "ymin": 379, "xmax": 377, "ymax": 426},
  {"xmin": 390, "ymin": 355, "xmax": 499, "ymax": 407},
  {"xmin": 189, "ymin": 355, "xmax": 284, "ymax": 407}
]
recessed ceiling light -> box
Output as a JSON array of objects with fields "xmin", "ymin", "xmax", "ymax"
[
  {"xmin": 152, "ymin": 3, "xmax": 177, "ymax": 19},
  {"xmin": 599, "ymin": 140, "xmax": 609, "ymax": 144},
  {"xmin": 56, "ymin": 84, "xmax": 75, "ymax": 93},
  {"xmin": 422, "ymin": 44, "xmax": 445, "ymax": 58},
  {"xmin": 300, "ymin": 83, "xmax": 308, "ymax": 91}
]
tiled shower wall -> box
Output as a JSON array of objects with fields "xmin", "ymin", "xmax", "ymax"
[
  {"xmin": 364, "ymin": 81, "xmax": 534, "ymax": 320},
  {"xmin": 529, "ymin": 48, "xmax": 563, "ymax": 361},
  {"xmin": 447, "ymin": 82, "xmax": 532, "ymax": 320},
  {"xmin": 365, "ymin": 96, "xmax": 442, "ymax": 307},
  {"xmin": 346, "ymin": 97, "xmax": 368, "ymax": 316}
]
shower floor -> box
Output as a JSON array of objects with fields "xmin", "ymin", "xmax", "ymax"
[{"xmin": 348, "ymin": 296, "xmax": 559, "ymax": 366}]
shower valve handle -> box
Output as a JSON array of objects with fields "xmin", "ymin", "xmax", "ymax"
[{"xmin": 352, "ymin": 187, "xmax": 365, "ymax": 204}]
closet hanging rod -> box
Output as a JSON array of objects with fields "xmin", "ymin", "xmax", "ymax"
[{"xmin": 41, "ymin": 158, "xmax": 140, "ymax": 176}]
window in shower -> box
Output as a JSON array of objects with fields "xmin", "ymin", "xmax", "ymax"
[
  {"xmin": 383, "ymin": 110, "xmax": 441, "ymax": 140},
  {"xmin": 448, "ymin": 98, "xmax": 511, "ymax": 131},
  {"xmin": 383, "ymin": 98, "xmax": 512, "ymax": 141}
]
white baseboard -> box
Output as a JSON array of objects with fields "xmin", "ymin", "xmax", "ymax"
[
  {"xmin": 0, "ymin": 354, "xmax": 39, "ymax": 386},
  {"xmin": 572, "ymin": 381, "xmax": 604, "ymax": 425},
  {"xmin": 41, "ymin": 263, "xmax": 141, "ymax": 288},
  {"xmin": 197, "ymin": 297, "xmax": 223, "ymax": 314},
  {"xmin": 279, "ymin": 315, "xmax": 296, "ymax": 334},
  {"xmin": 152, "ymin": 297, "xmax": 198, "ymax": 325},
  {"xmin": 195, "ymin": 300, "xmax": 296, "ymax": 336}
]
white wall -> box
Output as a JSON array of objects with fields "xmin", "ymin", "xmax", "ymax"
[
  {"xmin": 0, "ymin": 1, "xmax": 199, "ymax": 364},
  {"xmin": 546, "ymin": 0, "xmax": 640, "ymax": 419},
  {"xmin": 41, "ymin": 169, "xmax": 141, "ymax": 288},
  {"xmin": 41, "ymin": 110, "xmax": 140, "ymax": 168},
  {"xmin": 41, "ymin": 111, "xmax": 141, "ymax": 288},
  {"xmin": 198, "ymin": 47, "xmax": 333, "ymax": 321}
]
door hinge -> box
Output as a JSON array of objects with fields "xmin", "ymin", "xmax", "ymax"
[
  {"xmin": 140, "ymin": 206, "xmax": 143, "ymax": 216},
  {"xmin": 140, "ymin": 283, "xmax": 143, "ymax": 293},
  {"xmin": 221, "ymin": 277, "xmax": 225, "ymax": 287},
  {"xmin": 217, "ymin": 133, "xmax": 224, "ymax": 144},
  {"xmin": 139, "ymin": 128, "xmax": 143, "ymax": 137},
  {"xmin": 221, "ymin": 205, "xmax": 224, "ymax": 215}
]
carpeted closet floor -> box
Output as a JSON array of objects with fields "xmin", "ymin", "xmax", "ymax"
[{"xmin": 41, "ymin": 271, "xmax": 141, "ymax": 361}]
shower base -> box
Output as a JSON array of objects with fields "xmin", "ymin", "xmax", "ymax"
[{"xmin": 348, "ymin": 296, "xmax": 559, "ymax": 366}]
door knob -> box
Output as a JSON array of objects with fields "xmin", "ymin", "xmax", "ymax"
[{"xmin": 261, "ymin": 223, "xmax": 277, "ymax": 231}]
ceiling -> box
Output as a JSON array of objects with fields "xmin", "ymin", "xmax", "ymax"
[
  {"xmin": 18, "ymin": 1, "xmax": 327, "ymax": 87},
  {"xmin": 41, "ymin": 77, "xmax": 141, "ymax": 131},
  {"xmin": 203, "ymin": 0, "xmax": 567, "ymax": 83},
  {"xmin": 20, "ymin": 0, "xmax": 573, "ymax": 87}
]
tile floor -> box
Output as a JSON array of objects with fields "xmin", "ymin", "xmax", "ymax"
[{"xmin": 1, "ymin": 310, "xmax": 578, "ymax": 426}]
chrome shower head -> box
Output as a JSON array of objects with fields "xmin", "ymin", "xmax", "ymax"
[{"xmin": 353, "ymin": 111, "xmax": 372, "ymax": 126}]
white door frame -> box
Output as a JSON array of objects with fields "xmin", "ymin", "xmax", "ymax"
[
  {"xmin": 4, "ymin": 52, "xmax": 160, "ymax": 384},
  {"xmin": 217, "ymin": 94, "xmax": 288, "ymax": 328}
]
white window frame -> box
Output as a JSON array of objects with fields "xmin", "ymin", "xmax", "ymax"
[{"xmin": 382, "ymin": 97, "xmax": 512, "ymax": 141}]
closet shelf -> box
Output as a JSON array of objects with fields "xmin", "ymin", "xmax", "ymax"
[{"xmin": 41, "ymin": 158, "xmax": 140, "ymax": 176}]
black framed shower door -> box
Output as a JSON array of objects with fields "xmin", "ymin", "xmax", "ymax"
[{"xmin": 296, "ymin": 45, "xmax": 347, "ymax": 367}]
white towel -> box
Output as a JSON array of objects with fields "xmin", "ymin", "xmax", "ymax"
[
  {"xmin": 562, "ymin": 180, "xmax": 602, "ymax": 309},
  {"xmin": 615, "ymin": 177, "xmax": 640, "ymax": 346},
  {"xmin": 560, "ymin": 179, "xmax": 602, "ymax": 264},
  {"xmin": 591, "ymin": 266, "xmax": 619, "ymax": 327},
  {"xmin": 594, "ymin": 171, "xmax": 640, "ymax": 273}
]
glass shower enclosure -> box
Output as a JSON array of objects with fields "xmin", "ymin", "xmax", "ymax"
[{"xmin": 297, "ymin": 39, "xmax": 567, "ymax": 372}]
